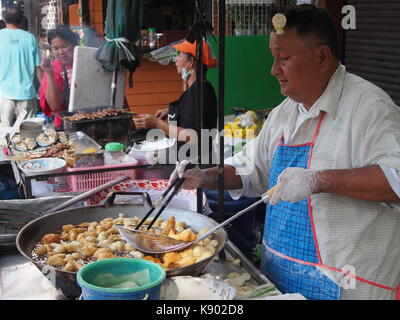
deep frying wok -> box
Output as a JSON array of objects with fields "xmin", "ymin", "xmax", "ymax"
[{"xmin": 16, "ymin": 192, "xmax": 227, "ymax": 299}]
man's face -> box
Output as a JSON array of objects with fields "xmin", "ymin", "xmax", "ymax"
[{"xmin": 269, "ymin": 29, "xmax": 321, "ymax": 105}]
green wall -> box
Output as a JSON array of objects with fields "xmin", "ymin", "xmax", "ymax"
[{"xmin": 206, "ymin": 35, "xmax": 285, "ymax": 115}]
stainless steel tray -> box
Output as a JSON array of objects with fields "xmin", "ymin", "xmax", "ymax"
[
  {"xmin": 10, "ymin": 131, "xmax": 102, "ymax": 158},
  {"xmin": 204, "ymin": 240, "xmax": 271, "ymax": 286}
]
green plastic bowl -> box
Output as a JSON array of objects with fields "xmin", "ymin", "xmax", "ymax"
[{"xmin": 77, "ymin": 258, "xmax": 166, "ymax": 300}]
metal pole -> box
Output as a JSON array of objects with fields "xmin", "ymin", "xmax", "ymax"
[
  {"xmin": 111, "ymin": 69, "xmax": 117, "ymax": 107},
  {"xmin": 218, "ymin": 0, "xmax": 226, "ymax": 223},
  {"xmin": 195, "ymin": 0, "xmax": 205, "ymax": 214}
]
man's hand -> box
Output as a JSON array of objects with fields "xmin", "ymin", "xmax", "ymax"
[
  {"xmin": 269, "ymin": 167, "xmax": 320, "ymax": 205},
  {"xmin": 133, "ymin": 114, "xmax": 160, "ymax": 129},
  {"xmin": 155, "ymin": 108, "xmax": 168, "ymax": 120},
  {"xmin": 168, "ymin": 160, "xmax": 204, "ymax": 191}
]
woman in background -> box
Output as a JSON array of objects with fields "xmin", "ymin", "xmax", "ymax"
[
  {"xmin": 39, "ymin": 25, "xmax": 79, "ymax": 129},
  {"xmin": 133, "ymin": 40, "xmax": 218, "ymax": 161}
]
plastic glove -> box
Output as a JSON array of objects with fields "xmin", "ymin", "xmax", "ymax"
[
  {"xmin": 168, "ymin": 159, "xmax": 203, "ymax": 191},
  {"xmin": 269, "ymin": 167, "xmax": 319, "ymax": 205}
]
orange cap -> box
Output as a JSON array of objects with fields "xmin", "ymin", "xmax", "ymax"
[{"xmin": 172, "ymin": 40, "xmax": 218, "ymax": 68}]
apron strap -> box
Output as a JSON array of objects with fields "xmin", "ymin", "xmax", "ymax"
[
  {"xmin": 266, "ymin": 243, "xmax": 399, "ymax": 297},
  {"xmin": 311, "ymin": 111, "xmax": 325, "ymax": 144}
]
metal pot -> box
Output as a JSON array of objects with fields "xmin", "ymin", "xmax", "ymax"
[{"xmin": 16, "ymin": 192, "xmax": 227, "ymax": 299}]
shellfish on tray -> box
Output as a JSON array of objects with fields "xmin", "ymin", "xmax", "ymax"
[
  {"xmin": 15, "ymin": 138, "xmax": 37, "ymax": 151},
  {"xmin": 43, "ymin": 129, "xmax": 57, "ymax": 138},
  {"xmin": 36, "ymin": 132, "xmax": 57, "ymax": 147},
  {"xmin": 58, "ymin": 131, "xmax": 69, "ymax": 143}
]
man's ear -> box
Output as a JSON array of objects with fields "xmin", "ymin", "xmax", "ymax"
[{"xmin": 317, "ymin": 45, "xmax": 333, "ymax": 72}]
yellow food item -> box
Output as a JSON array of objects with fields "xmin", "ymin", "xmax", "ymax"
[
  {"xmin": 223, "ymin": 110, "xmax": 263, "ymax": 140},
  {"xmin": 84, "ymin": 147, "xmax": 96, "ymax": 154}
]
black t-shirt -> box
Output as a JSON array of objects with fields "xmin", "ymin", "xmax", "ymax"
[{"xmin": 168, "ymin": 80, "xmax": 217, "ymax": 131}]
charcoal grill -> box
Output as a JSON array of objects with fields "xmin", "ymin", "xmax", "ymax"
[{"xmin": 58, "ymin": 106, "xmax": 135, "ymax": 148}]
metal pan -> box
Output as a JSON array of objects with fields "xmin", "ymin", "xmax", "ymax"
[{"xmin": 16, "ymin": 192, "xmax": 227, "ymax": 299}]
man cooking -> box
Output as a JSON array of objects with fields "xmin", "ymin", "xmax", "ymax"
[{"xmin": 169, "ymin": 4, "xmax": 400, "ymax": 299}]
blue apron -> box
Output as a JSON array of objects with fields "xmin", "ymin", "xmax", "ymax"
[{"xmin": 261, "ymin": 112, "xmax": 341, "ymax": 300}]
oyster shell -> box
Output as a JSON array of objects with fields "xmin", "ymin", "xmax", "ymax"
[
  {"xmin": 58, "ymin": 132, "xmax": 69, "ymax": 143},
  {"xmin": 36, "ymin": 132, "xmax": 57, "ymax": 147}
]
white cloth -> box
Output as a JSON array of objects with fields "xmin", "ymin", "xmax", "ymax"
[{"xmin": 226, "ymin": 64, "xmax": 400, "ymax": 299}]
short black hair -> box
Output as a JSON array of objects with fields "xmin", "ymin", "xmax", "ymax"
[
  {"xmin": 4, "ymin": 6, "xmax": 23, "ymax": 25},
  {"xmin": 269, "ymin": 4, "xmax": 339, "ymax": 59},
  {"xmin": 47, "ymin": 25, "xmax": 79, "ymax": 46}
]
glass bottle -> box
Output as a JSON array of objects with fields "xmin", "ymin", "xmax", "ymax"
[{"xmin": 104, "ymin": 142, "xmax": 127, "ymax": 165}]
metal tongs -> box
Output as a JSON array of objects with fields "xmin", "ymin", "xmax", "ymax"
[
  {"xmin": 116, "ymin": 184, "xmax": 279, "ymax": 255},
  {"xmin": 115, "ymin": 160, "xmax": 197, "ymax": 250}
]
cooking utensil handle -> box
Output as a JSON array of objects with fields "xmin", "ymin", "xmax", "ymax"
[
  {"xmin": 45, "ymin": 175, "xmax": 131, "ymax": 214},
  {"xmin": 195, "ymin": 184, "xmax": 279, "ymax": 243},
  {"xmin": 102, "ymin": 191, "xmax": 153, "ymax": 209}
]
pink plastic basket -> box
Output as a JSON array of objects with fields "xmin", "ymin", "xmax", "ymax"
[{"xmin": 66, "ymin": 162, "xmax": 138, "ymax": 192}]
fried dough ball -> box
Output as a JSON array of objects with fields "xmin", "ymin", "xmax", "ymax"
[
  {"xmin": 68, "ymin": 228, "xmax": 86, "ymax": 241},
  {"xmin": 193, "ymin": 245, "xmax": 208, "ymax": 258},
  {"xmin": 177, "ymin": 255, "xmax": 197, "ymax": 267},
  {"xmin": 130, "ymin": 251, "xmax": 144, "ymax": 259},
  {"xmin": 61, "ymin": 231, "xmax": 69, "ymax": 241},
  {"xmin": 124, "ymin": 243, "xmax": 135, "ymax": 251},
  {"xmin": 35, "ymin": 244, "xmax": 49, "ymax": 256},
  {"xmin": 163, "ymin": 252, "xmax": 180, "ymax": 268},
  {"xmin": 63, "ymin": 261, "xmax": 84, "ymax": 272},
  {"xmin": 76, "ymin": 232, "xmax": 86, "ymax": 242},
  {"xmin": 196, "ymin": 250, "xmax": 213, "ymax": 262},
  {"xmin": 93, "ymin": 248, "xmax": 115, "ymax": 260},
  {"xmin": 124, "ymin": 217, "xmax": 140, "ymax": 227},
  {"xmin": 107, "ymin": 227, "xmax": 119, "ymax": 235},
  {"xmin": 209, "ymin": 239, "xmax": 219, "ymax": 247},
  {"xmin": 87, "ymin": 222, "xmax": 98, "ymax": 233},
  {"xmin": 80, "ymin": 245, "xmax": 97, "ymax": 257},
  {"xmin": 62, "ymin": 224, "xmax": 76, "ymax": 232},
  {"xmin": 78, "ymin": 222, "xmax": 91, "ymax": 228},
  {"xmin": 109, "ymin": 234, "xmax": 122, "ymax": 242},
  {"xmin": 97, "ymin": 231, "xmax": 108, "ymax": 242},
  {"xmin": 64, "ymin": 252, "xmax": 84, "ymax": 262},
  {"xmin": 98, "ymin": 239, "xmax": 113, "ymax": 248},
  {"xmin": 170, "ymin": 229, "xmax": 196, "ymax": 242},
  {"xmin": 100, "ymin": 217, "xmax": 114, "ymax": 225},
  {"xmin": 53, "ymin": 244, "xmax": 66, "ymax": 254},
  {"xmin": 41, "ymin": 233, "xmax": 60, "ymax": 244},
  {"xmin": 161, "ymin": 216, "xmax": 176, "ymax": 236},
  {"xmin": 96, "ymin": 224, "xmax": 112, "ymax": 233},
  {"xmin": 40, "ymin": 233, "xmax": 60, "ymax": 244},
  {"xmin": 47, "ymin": 254, "xmax": 67, "ymax": 266},
  {"xmin": 110, "ymin": 241, "xmax": 124, "ymax": 252},
  {"xmin": 113, "ymin": 217, "xmax": 124, "ymax": 225},
  {"xmin": 143, "ymin": 256, "xmax": 161, "ymax": 264},
  {"xmin": 64, "ymin": 241, "xmax": 81, "ymax": 253},
  {"xmin": 179, "ymin": 248, "xmax": 194, "ymax": 258}
]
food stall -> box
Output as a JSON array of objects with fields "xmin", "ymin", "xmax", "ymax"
[{"xmin": 0, "ymin": 1, "xmax": 302, "ymax": 302}]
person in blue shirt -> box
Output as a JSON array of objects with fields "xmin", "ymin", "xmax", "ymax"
[{"xmin": 0, "ymin": 6, "xmax": 41, "ymax": 127}]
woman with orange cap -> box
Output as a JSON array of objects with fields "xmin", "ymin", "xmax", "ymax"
[{"xmin": 133, "ymin": 40, "xmax": 218, "ymax": 156}]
